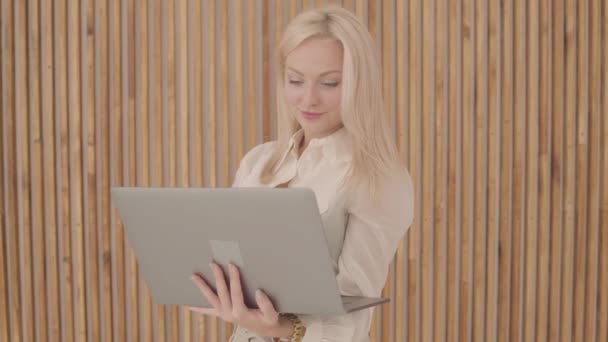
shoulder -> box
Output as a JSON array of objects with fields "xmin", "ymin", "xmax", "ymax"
[
  {"xmin": 348, "ymin": 167, "xmax": 415, "ymax": 228},
  {"xmin": 233, "ymin": 141, "xmax": 279, "ymax": 187},
  {"xmin": 239, "ymin": 141, "xmax": 279, "ymax": 168}
]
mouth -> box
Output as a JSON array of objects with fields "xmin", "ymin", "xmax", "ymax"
[{"xmin": 300, "ymin": 111, "xmax": 324, "ymax": 120}]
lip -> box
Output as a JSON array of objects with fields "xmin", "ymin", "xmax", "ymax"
[{"xmin": 301, "ymin": 111, "xmax": 324, "ymax": 120}]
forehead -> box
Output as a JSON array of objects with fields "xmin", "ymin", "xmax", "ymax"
[{"xmin": 285, "ymin": 37, "xmax": 344, "ymax": 74}]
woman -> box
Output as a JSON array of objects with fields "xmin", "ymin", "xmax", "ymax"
[{"xmin": 189, "ymin": 6, "xmax": 414, "ymax": 342}]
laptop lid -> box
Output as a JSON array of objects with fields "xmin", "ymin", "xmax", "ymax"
[{"xmin": 111, "ymin": 187, "xmax": 350, "ymax": 315}]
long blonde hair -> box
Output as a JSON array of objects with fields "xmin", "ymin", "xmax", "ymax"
[{"xmin": 260, "ymin": 6, "xmax": 404, "ymax": 196}]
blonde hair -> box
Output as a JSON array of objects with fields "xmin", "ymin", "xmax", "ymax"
[{"xmin": 260, "ymin": 6, "xmax": 404, "ymax": 196}]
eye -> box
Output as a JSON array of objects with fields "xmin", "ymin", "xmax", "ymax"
[
  {"xmin": 288, "ymin": 80, "xmax": 304, "ymax": 86},
  {"xmin": 321, "ymin": 81, "xmax": 340, "ymax": 88}
]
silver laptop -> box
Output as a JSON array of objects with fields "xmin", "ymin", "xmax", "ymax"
[{"xmin": 111, "ymin": 187, "xmax": 389, "ymax": 315}]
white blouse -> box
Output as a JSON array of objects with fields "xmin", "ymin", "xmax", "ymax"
[{"xmin": 230, "ymin": 128, "xmax": 414, "ymax": 342}]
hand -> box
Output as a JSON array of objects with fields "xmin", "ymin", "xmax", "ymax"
[{"xmin": 188, "ymin": 262, "xmax": 293, "ymax": 338}]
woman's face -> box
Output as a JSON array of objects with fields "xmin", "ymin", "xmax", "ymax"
[{"xmin": 283, "ymin": 37, "xmax": 344, "ymax": 143}]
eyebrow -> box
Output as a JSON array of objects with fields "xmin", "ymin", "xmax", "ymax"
[{"xmin": 286, "ymin": 67, "xmax": 342, "ymax": 77}]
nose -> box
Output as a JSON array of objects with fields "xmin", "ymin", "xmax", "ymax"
[{"xmin": 301, "ymin": 84, "xmax": 320, "ymax": 109}]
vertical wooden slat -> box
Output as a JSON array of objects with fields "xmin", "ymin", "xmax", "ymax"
[
  {"xmin": 0, "ymin": 5, "xmax": 9, "ymax": 339},
  {"xmin": 132, "ymin": 0, "xmax": 148, "ymax": 339},
  {"xmin": 123, "ymin": 0, "xmax": 138, "ymax": 339},
  {"xmin": 27, "ymin": 0, "xmax": 47, "ymax": 339},
  {"xmin": 15, "ymin": 0, "xmax": 35, "ymax": 340},
  {"xmin": 524, "ymin": 0, "xmax": 540, "ymax": 340},
  {"xmin": 535, "ymin": 0, "xmax": 553, "ymax": 340},
  {"xmin": 1, "ymin": 1, "xmax": 21, "ymax": 341},
  {"xmin": 584, "ymin": 1, "xmax": 602, "ymax": 340},
  {"xmin": 189, "ymin": 0, "xmax": 202, "ymax": 190},
  {"xmin": 39, "ymin": 1, "xmax": 63, "ymax": 339},
  {"xmin": 262, "ymin": 0, "xmax": 270, "ymax": 142},
  {"xmin": 419, "ymin": 0, "xmax": 434, "ymax": 340},
  {"xmin": 94, "ymin": 1, "xmax": 109, "ymax": 342},
  {"xmin": 598, "ymin": 2, "xmax": 608, "ymax": 338},
  {"xmin": 438, "ymin": 0, "xmax": 451, "ymax": 339},
  {"xmin": 0, "ymin": 32, "xmax": 8, "ymax": 342},
  {"xmin": 67, "ymin": 1, "xmax": 87, "ymax": 341},
  {"xmin": 485, "ymin": 0, "xmax": 500, "ymax": 339},
  {"xmin": 355, "ymin": 0, "xmax": 365, "ymax": 19},
  {"xmin": 66, "ymin": 1, "xmax": 87, "ymax": 341},
  {"xmin": 247, "ymin": 0, "xmax": 257, "ymax": 149},
  {"xmin": 561, "ymin": 0, "xmax": 577, "ymax": 340},
  {"xmin": 268, "ymin": 0, "xmax": 277, "ymax": 144},
  {"xmin": 96, "ymin": 0, "xmax": 115, "ymax": 340},
  {"xmin": 234, "ymin": 0, "xmax": 244, "ymax": 168},
  {"xmin": 174, "ymin": 0, "xmax": 186, "ymax": 189},
  {"xmin": 573, "ymin": 0, "xmax": 590, "ymax": 339},
  {"xmin": 206, "ymin": 0, "xmax": 217, "ymax": 190},
  {"xmin": 460, "ymin": 0, "xmax": 474, "ymax": 340},
  {"xmin": 270, "ymin": 1, "xmax": 286, "ymax": 75},
  {"xmin": 548, "ymin": 0, "xmax": 565, "ymax": 340},
  {"xmin": 138, "ymin": 0, "xmax": 154, "ymax": 338},
  {"xmin": 511, "ymin": 0, "xmax": 527, "ymax": 340},
  {"xmin": 598, "ymin": 3, "xmax": 608, "ymax": 341},
  {"xmin": 367, "ymin": 0, "xmax": 376, "ymax": 44},
  {"xmin": 53, "ymin": 0, "xmax": 76, "ymax": 341},
  {"xmin": 82, "ymin": 0, "xmax": 100, "ymax": 340},
  {"xmin": 288, "ymin": 0, "xmax": 297, "ymax": 20},
  {"xmin": 447, "ymin": 0, "xmax": 462, "ymax": 341},
  {"xmin": 473, "ymin": 0, "xmax": 489, "ymax": 339},
  {"xmin": 115, "ymin": 0, "xmax": 127, "ymax": 340},
  {"xmin": 497, "ymin": 0, "xmax": 514, "ymax": 341},
  {"xmin": 220, "ymin": 0, "xmax": 229, "ymax": 190},
  {"xmin": 110, "ymin": 0, "xmax": 127, "ymax": 340}
]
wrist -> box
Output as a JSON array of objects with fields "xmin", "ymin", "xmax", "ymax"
[
  {"xmin": 271, "ymin": 313, "xmax": 306, "ymax": 342},
  {"xmin": 273, "ymin": 315, "xmax": 296, "ymax": 338}
]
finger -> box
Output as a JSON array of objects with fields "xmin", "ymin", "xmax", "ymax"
[
  {"xmin": 191, "ymin": 274, "xmax": 221, "ymax": 309},
  {"xmin": 228, "ymin": 263, "xmax": 246, "ymax": 310},
  {"xmin": 211, "ymin": 262, "xmax": 232, "ymax": 311},
  {"xmin": 187, "ymin": 306, "xmax": 219, "ymax": 316},
  {"xmin": 255, "ymin": 290, "xmax": 279, "ymax": 323}
]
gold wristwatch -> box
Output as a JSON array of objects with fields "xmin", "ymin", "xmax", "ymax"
[{"xmin": 273, "ymin": 313, "xmax": 306, "ymax": 342}]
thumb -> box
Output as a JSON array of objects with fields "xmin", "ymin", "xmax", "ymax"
[{"xmin": 255, "ymin": 290, "xmax": 279, "ymax": 323}]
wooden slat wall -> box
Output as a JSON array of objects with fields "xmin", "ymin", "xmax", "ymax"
[{"xmin": 1, "ymin": 0, "xmax": 607, "ymax": 341}]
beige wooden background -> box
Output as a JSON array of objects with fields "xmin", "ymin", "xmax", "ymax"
[{"xmin": 1, "ymin": 0, "xmax": 607, "ymax": 341}]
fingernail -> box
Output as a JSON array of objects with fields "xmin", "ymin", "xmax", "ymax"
[
  {"xmin": 229, "ymin": 263, "xmax": 235, "ymax": 271},
  {"xmin": 255, "ymin": 289, "xmax": 263, "ymax": 298}
]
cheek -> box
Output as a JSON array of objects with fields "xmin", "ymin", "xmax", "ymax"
[
  {"xmin": 321, "ymin": 89, "xmax": 342, "ymax": 112},
  {"xmin": 283, "ymin": 86, "xmax": 301, "ymax": 106}
]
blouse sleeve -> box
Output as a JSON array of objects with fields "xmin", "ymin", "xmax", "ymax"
[{"xmin": 301, "ymin": 169, "xmax": 415, "ymax": 341}]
